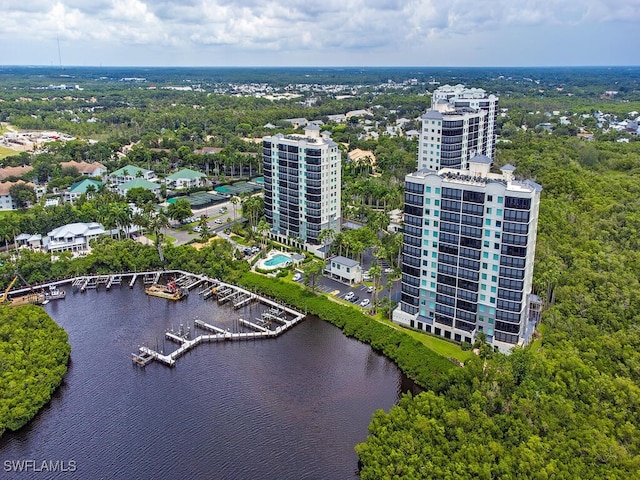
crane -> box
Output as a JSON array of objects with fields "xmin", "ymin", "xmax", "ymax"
[{"xmin": 0, "ymin": 276, "xmax": 18, "ymax": 304}]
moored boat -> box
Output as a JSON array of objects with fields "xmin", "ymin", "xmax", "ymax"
[
  {"xmin": 45, "ymin": 285, "xmax": 66, "ymax": 301},
  {"xmin": 145, "ymin": 281, "xmax": 185, "ymax": 301}
]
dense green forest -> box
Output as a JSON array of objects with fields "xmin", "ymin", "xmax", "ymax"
[
  {"xmin": 355, "ymin": 135, "xmax": 640, "ymax": 479},
  {"xmin": 0, "ymin": 305, "xmax": 70, "ymax": 437}
]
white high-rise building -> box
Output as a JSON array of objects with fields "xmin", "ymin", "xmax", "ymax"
[
  {"xmin": 262, "ymin": 125, "xmax": 341, "ymax": 245},
  {"xmin": 393, "ymin": 156, "xmax": 542, "ymax": 352},
  {"xmin": 419, "ymin": 85, "xmax": 498, "ymax": 171}
]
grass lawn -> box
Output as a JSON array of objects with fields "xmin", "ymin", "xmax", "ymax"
[
  {"xmin": 528, "ymin": 323, "xmax": 546, "ymax": 353},
  {"xmin": 375, "ymin": 316, "xmax": 475, "ymax": 362},
  {"xmin": 146, "ymin": 233, "xmax": 176, "ymax": 244},
  {"xmin": 290, "ymin": 274, "xmax": 475, "ymax": 364},
  {"xmin": 0, "ymin": 145, "xmax": 20, "ymax": 159}
]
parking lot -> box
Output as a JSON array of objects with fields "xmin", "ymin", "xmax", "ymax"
[{"xmin": 291, "ymin": 267, "xmax": 401, "ymax": 309}]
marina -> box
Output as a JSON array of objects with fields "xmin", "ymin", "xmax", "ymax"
[
  {"xmin": 132, "ymin": 276, "xmax": 305, "ymax": 367},
  {"xmin": 1, "ymin": 269, "xmax": 415, "ymax": 480},
  {"xmin": 2, "ymin": 269, "xmax": 306, "ymax": 369}
]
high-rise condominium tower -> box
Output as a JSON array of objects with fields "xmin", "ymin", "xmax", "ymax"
[
  {"xmin": 262, "ymin": 125, "xmax": 341, "ymax": 245},
  {"xmin": 393, "ymin": 156, "xmax": 542, "ymax": 352},
  {"xmin": 418, "ymin": 85, "xmax": 498, "ymax": 171}
]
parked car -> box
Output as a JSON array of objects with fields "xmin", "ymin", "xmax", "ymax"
[
  {"xmin": 360, "ymin": 298, "xmax": 370, "ymax": 307},
  {"xmin": 363, "ymin": 271, "xmax": 371, "ymax": 280},
  {"xmin": 214, "ymin": 219, "xmax": 223, "ymax": 224},
  {"xmin": 344, "ymin": 292, "xmax": 355, "ymax": 301},
  {"xmin": 193, "ymin": 226, "xmax": 202, "ymax": 233},
  {"xmin": 292, "ymin": 272, "xmax": 302, "ymax": 282},
  {"xmin": 350, "ymin": 296, "xmax": 360, "ymax": 303},
  {"xmin": 383, "ymin": 267, "xmax": 394, "ymax": 274},
  {"xmin": 367, "ymin": 286, "xmax": 374, "ymax": 293}
]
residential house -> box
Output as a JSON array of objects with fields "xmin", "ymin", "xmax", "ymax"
[
  {"xmin": 166, "ymin": 168, "xmax": 207, "ymax": 189},
  {"xmin": 65, "ymin": 178, "xmax": 103, "ymax": 203},
  {"xmin": 117, "ymin": 178, "xmax": 161, "ymax": 197},
  {"xmin": 281, "ymin": 118, "xmax": 308, "ymax": 129},
  {"xmin": 0, "ymin": 180, "xmax": 35, "ymax": 210},
  {"xmin": 0, "ymin": 165, "xmax": 33, "ymax": 181},
  {"xmin": 193, "ymin": 147, "xmax": 223, "ymax": 155},
  {"xmin": 348, "ymin": 149, "xmax": 377, "ymax": 170},
  {"xmin": 43, "ymin": 222, "xmax": 107, "ymax": 253},
  {"xmin": 60, "ymin": 160, "xmax": 107, "ymax": 178},
  {"xmin": 109, "ymin": 165, "xmax": 156, "ymax": 185}
]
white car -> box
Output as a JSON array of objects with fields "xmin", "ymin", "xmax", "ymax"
[
  {"xmin": 292, "ymin": 273, "xmax": 302, "ymax": 282},
  {"xmin": 214, "ymin": 219, "xmax": 223, "ymax": 224},
  {"xmin": 367, "ymin": 286, "xmax": 374, "ymax": 293},
  {"xmin": 383, "ymin": 267, "xmax": 394, "ymax": 274},
  {"xmin": 344, "ymin": 292, "xmax": 355, "ymax": 301},
  {"xmin": 360, "ymin": 298, "xmax": 370, "ymax": 307}
]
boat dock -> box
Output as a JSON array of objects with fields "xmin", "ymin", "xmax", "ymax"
[
  {"xmin": 131, "ymin": 274, "xmax": 306, "ymax": 368},
  {"xmin": 2, "ymin": 270, "xmax": 306, "ymax": 370}
]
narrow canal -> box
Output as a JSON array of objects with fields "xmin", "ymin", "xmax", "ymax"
[{"xmin": 0, "ymin": 285, "xmax": 418, "ymax": 479}]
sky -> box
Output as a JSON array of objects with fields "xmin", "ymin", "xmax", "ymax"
[{"xmin": 1, "ymin": 0, "xmax": 639, "ymax": 67}]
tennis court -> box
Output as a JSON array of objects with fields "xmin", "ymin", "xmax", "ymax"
[
  {"xmin": 214, "ymin": 181, "xmax": 263, "ymax": 196},
  {"xmin": 167, "ymin": 191, "xmax": 228, "ymax": 208}
]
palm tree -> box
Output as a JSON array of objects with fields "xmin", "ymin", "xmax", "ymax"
[
  {"xmin": 148, "ymin": 209, "xmax": 170, "ymax": 264},
  {"xmin": 230, "ymin": 196, "xmax": 240, "ymax": 221},
  {"xmin": 256, "ymin": 219, "xmax": 270, "ymax": 249},
  {"xmin": 318, "ymin": 228, "xmax": 336, "ymax": 257},
  {"xmin": 368, "ymin": 264, "xmax": 382, "ymax": 314}
]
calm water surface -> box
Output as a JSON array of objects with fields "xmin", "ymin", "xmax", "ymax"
[{"xmin": 0, "ymin": 285, "xmax": 417, "ymax": 479}]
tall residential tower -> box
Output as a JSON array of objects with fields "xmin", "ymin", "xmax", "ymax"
[
  {"xmin": 419, "ymin": 85, "xmax": 498, "ymax": 171},
  {"xmin": 262, "ymin": 125, "xmax": 341, "ymax": 244},
  {"xmin": 393, "ymin": 156, "xmax": 541, "ymax": 352}
]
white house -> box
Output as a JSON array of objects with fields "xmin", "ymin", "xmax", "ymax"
[
  {"xmin": 61, "ymin": 160, "xmax": 107, "ymax": 178},
  {"xmin": 326, "ymin": 256, "xmax": 363, "ymax": 285},
  {"xmin": 43, "ymin": 222, "xmax": 107, "ymax": 253},
  {"xmin": 0, "ymin": 180, "xmax": 36, "ymax": 210},
  {"xmin": 109, "ymin": 165, "xmax": 156, "ymax": 185},
  {"xmin": 165, "ymin": 168, "xmax": 207, "ymax": 189}
]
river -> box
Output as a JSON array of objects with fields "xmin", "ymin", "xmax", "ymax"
[{"xmin": 0, "ymin": 284, "xmax": 418, "ymax": 479}]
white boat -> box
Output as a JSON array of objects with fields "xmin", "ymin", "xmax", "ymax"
[{"xmin": 45, "ymin": 286, "xmax": 66, "ymax": 301}]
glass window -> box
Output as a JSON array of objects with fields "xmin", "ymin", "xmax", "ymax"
[
  {"xmin": 483, "ymin": 252, "xmax": 489, "ymax": 258},
  {"xmin": 492, "ymin": 265, "xmax": 498, "ymax": 272},
  {"xmin": 493, "ymin": 254, "xmax": 499, "ymax": 261},
  {"xmin": 436, "ymin": 188, "xmax": 441, "ymax": 194},
  {"xmin": 485, "ymin": 229, "xmax": 491, "ymax": 237},
  {"xmin": 482, "ymin": 262, "xmax": 488, "ymax": 269},
  {"xmin": 481, "ymin": 273, "xmax": 487, "ymax": 280},
  {"xmin": 485, "ymin": 219, "xmax": 491, "ymax": 226},
  {"xmin": 480, "ymin": 294, "xmax": 486, "ymax": 301},
  {"xmin": 491, "ymin": 286, "xmax": 497, "ymax": 293},
  {"xmin": 498, "ymin": 197, "xmax": 503, "ymax": 203},
  {"xmin": 435, "ymin": 200, "xmax": 440, "ymax": 206},
  {"xmin": 487, "ymin": 207, "xmax": 492, "ymax": 214},
  {"xmin": 426, "ymin": 186, "xmax": 431, "ymax": 193}
]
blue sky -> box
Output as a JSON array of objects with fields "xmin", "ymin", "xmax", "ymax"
[{"xmin": 1, "ymin": 0, "xmax": 639, "ymax": 67}]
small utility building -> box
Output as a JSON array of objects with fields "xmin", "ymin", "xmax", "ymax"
[{"xmin": 326, "ymin": 256, "xmax": 362, "ymax": 285}]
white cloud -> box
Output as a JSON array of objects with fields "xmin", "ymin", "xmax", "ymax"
[{"xmin": 1, "ymin": 0, "xmax": 639, "ymax": 65}]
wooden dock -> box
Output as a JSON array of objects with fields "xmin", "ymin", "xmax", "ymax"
[{"xmin": 131, "ymin": 274, "xmax": 306, "ymax": 368}]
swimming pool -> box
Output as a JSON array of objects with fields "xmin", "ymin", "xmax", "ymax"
[{"xmin": 264, "ymin": 253, "xmax": 292, "ymax": 268}]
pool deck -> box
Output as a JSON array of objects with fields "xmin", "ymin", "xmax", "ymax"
[{"xmin": 256, "ymin": 251, "xmax": 292, "ymax": 271}]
